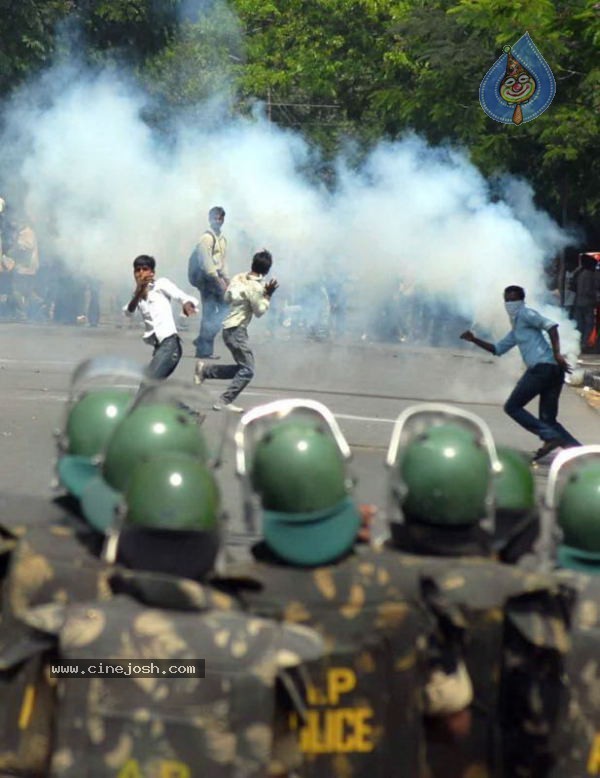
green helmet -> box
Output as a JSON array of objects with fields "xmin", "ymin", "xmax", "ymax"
[
  {"xmin": 495, "ymin": 447, "xmax": 535, "ymax": 513},
  {"xmin": 80, "ymin": 402, "xmax": 209, "ymax": 534},
  {"xmin": 57, "ymin": 388, "xmax": 134, "ymax": 498},
  {"xmin": 398, "ymin": 422, "xmax": 490, "ymax": 525},
  {"xmin": 557, "ymin": 460, "xmax": 600, "ymax": 571},
  {"xmin": 251, "ymin": 420, "xmax": 348, "ymax": 513},
  {"xmin": 115, "ymin": 454, "xmax": 221, "ymax": 578},
  {"xmin": 66, "ymin": 389, "xmax": 134, "ymax": 458},
  {"xmin": 125, "ymin": 454, "xmax": 220, "ymax": 532},
  {"xmin": 249, "ymin": 419, "xmax": 360, "ymax": 566},
  {"xmin": 103, "ymin": 403, "xmax": 209, "ymax": 493}
]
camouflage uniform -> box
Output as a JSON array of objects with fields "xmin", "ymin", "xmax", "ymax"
[
  {"xmin": 229, "ymin": 400, "xmax": 479, "ymax": 777},
  {"xmin": 0, "ymin": 509, "xmax": 111, "ymax": 777},
  {"xmin": 219, "ymin": 543, "xmax": 444, "ymax": 778},
  {"xmin": 2, "ymin": 522, "xmax": 110, "ymax": 620},
  {"xmin": 0, "ymin": 491, "xmax": 108, "ymax": 625},
  {"xmin": 31, "ymin": 569, "xmax": 322, "ymax": 778},
  {"xmin": 384, "ymin": 407, "xmax": 572, "ymax": 778},
  {"xmin": 541, "ymin": 446, "xmax": 600, "ymax": 775},
  {"xmin": 548, "ymin": 570, "xmax": 600, "ymax": 776},
  {"xmin": 392, "ymin": 553, "xmax": 572, "ymax": 778}
]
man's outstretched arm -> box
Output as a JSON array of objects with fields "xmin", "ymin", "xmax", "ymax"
[{"xmin": 460, "ymin": 330, "xmax": 497, "ymax": 355}]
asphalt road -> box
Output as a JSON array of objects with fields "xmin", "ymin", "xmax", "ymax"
[{"xmin": 1, "ymin": 321, "xmax": 598, "ymax": 537}]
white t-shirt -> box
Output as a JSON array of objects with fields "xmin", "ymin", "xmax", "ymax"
[{"xmin": 123, "ymin": 277, "xmax": 198, "ymax": 344}]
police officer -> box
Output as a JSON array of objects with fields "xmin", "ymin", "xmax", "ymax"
[
  {"xmin": 77, "ymin": 378, "xmax": 212, "ymax": 535},
  {"xmin": 0, "ymin": 357, "xmax": 144, "ymax": 544},
  {"xmin": 0, "ymin": 366, "xmax": 222, "ymax": 776},
  {"xmin": 0, "ymin": 358, "xmax": 147, "ymax": 628},
  {"xmin": 544, "ymin": 446, "xmax": 600, "ymax": 778},
  {"xmin": 3, "ymin": 452, "xmax": 324, "ymax": 778},
  {"xmin": 384, "ymin": 403, "xmax": 572, "ymax": 778},
  {"xmin": 2, "ymin": 366, "xmax": 214, "ymax": 626},
  {"xmin": 0, "ymin": 365, "xmax": 214, "ymax": 722},
  {"xmin": 220, "ymin": 398, "xmax": 474, "ymax": 778}
]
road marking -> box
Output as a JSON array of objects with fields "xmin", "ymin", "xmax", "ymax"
[
  {"xmin": 0, "ymin": 358, "xmax": 75, "ymax": 367},
  {"xmin": 242, "ymin": 391, "xmax": 398, "ymax": 423},
  {"xmin": 0, "ymin": 392, "xmax": 66, "ymax": 402},
  {"xmin": 0, "ymin": 388, "xmax": 399, "ymax": 424}
]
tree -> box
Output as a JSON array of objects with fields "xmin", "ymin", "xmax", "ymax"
[
  {"xmin": 141, "ymin": 2, "xmax": 243, "ymax": 113},
  {"xmin": 0, "ymin": 0, "xmax": 73, "ymax": 95},
  {"xmin": 231, "ymin": 0, "xmax": 400, "ymax": 151},
  {"xmin": 372, "ymin": 0, "xmax": 600, "ymax": 230}
]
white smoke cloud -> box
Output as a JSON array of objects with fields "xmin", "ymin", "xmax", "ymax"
[{"xmin": 0, "ymin": 57, "xmax": 578, "ymax": 356}]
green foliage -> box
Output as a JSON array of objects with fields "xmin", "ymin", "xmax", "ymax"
[
  {"xmin": 0, "ymin": 0, "xmax": 72, "ymax": 92},
  {"xmin": 230, "ymin": 0, "xmax": 401, "ymax": 150},
  {"xmin": 364, "ymin": 0, "xmax": 599, "ymax": 227},
  {"xmin": 0, "ymin": 0, "xmax": 598, "ymax": 232},
  {"xmin": 141, "ymin": 4, "xmax": 242, "ymax": 109},
  {"xmin": 0, "ymin": 0, "xmax": 181, "ymax": 93},
  {"xmin": 76, "ymin": 0, "xmax": 180, "ymax": 61}
]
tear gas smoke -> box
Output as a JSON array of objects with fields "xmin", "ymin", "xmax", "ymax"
[{"xmin": 0, "ymin": 54, "xmax": 578, "ymax": 361}]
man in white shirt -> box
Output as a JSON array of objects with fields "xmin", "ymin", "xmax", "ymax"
[
  {"xmin": 195, "ymin": 250, "xmax": 278, "ymax": 411},
  {"xmin": 124, "ymin": 255, "xmax": 198, "ymax": 380}
]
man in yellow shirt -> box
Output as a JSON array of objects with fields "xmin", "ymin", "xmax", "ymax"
[{"xmin": 195, "ymin": 249, "xmax": 278, "ymax": 411}]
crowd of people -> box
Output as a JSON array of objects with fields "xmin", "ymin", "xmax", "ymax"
[
  {"xmin": 0, "ymin": 195, "xmax": 100, "ymax": 325},
  {"xmin": 1, "ymin": 195, "xmax": 598, "ymax": 358},
  {"xmin": 0, "ymin": 359, "xmax": 596, "ymax": 777}
]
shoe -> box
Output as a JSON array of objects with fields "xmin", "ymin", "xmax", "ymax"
[
  {"xmin": 532, "ymin": 438, "xmax": 563, "ymax": 462},
  {"xmin": 212, "ymin": 401, "xmax": 244, "ymax": 413},
  {"xmin": 206, "ymin": 354, "xmax": 221, "ymax": 360},
  {"xmin": 193, "ymin": 360, "xmax": 205, "ymax": 385}
]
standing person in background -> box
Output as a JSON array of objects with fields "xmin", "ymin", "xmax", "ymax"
[
  {"xmin": 0, "ymin": 197, "xmax": 13, "ymax": 318},
  {"xmin": 460, "ymin": 284, "xmax": 580, "ymax": 461},
  {"xmin": 572, "ymin": 254, "xmax": 598, "ymax": 352},
  {"xmin": 11, "ymin": 214, "xmax": 41, "ymax": 320},
  {"xmin": 125, "ymin": 254, "xmax": 198, "ymax": 381},
  {"xmin": 188, "ymin": 205, "xmax": 229, "ymax": 360},
  {"xmin": 1, "ymin": 210, "xmax": 40, "ymax": 320},
  {"xmin": 194, "ymin": 249, "xmax": 278, "ymax": 412}
]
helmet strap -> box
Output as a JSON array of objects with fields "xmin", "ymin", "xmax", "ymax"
[{"xmin": 102, "ymin": 527, "xmax": 121, "ymax": 565}]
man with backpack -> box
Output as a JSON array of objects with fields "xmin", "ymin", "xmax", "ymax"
[{"xmin": 187, "ymin": 205, "xmax": 230, "ymax": 359}]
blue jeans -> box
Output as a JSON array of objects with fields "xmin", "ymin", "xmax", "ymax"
[
  {"xmin": 503, "ymin": 363, "xmax": 580, "ymax": 445},
  {"xmin": 194, "ymin": 280, "xmax": 226, "ymax": 358},
  {"xmin": 145, "ymin": 334, "xmax": 182, "ymax": 380},
  {"xmin": 202, "ymin": 325, "xmax": 254, "ymax": 403}
]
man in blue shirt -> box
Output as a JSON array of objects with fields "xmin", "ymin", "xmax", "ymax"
[{"xmin": 460, "ymin": 285, "xmax": 580, "ymax": 461}]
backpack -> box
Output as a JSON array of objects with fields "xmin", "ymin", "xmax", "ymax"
[{"xmin": 187, "ymin": 231, "xmax": 216, "ymax": 287}]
